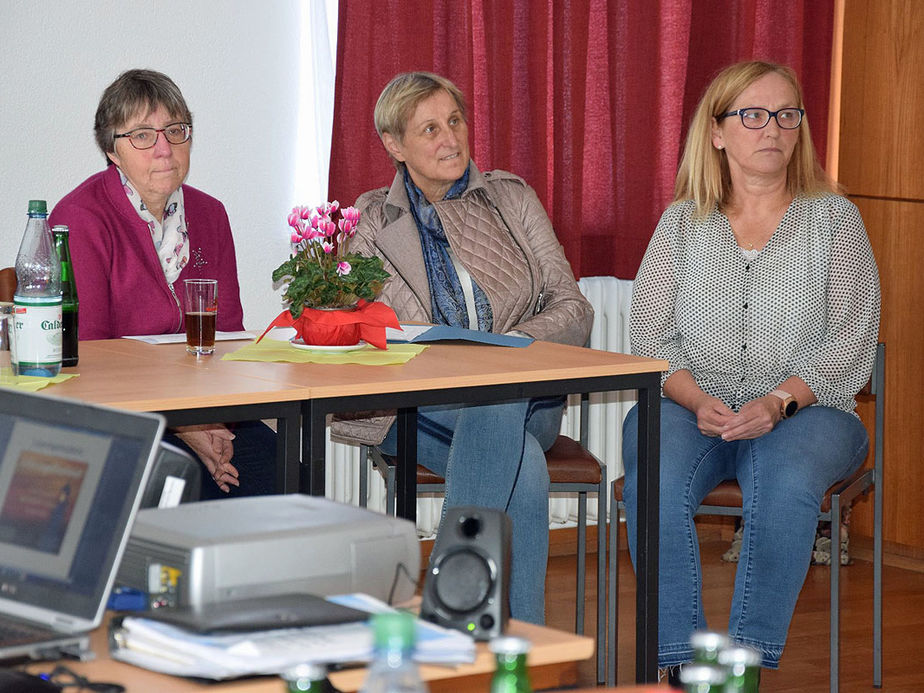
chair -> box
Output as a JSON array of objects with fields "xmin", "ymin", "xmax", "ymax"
[
  {"xmin": 358, "ymin": 395, "xmax": 608, "ymax": 683},
  {"xmin": 0, "ymin": 267, "xmax": 16, "ymax": 303},
  {"xmin": 606, "ymin": 342, "xmax": 884, "ymax": 691},
  {"xmin": 139, "ymin": 441, "xmax": 203, "ymax": 508}
]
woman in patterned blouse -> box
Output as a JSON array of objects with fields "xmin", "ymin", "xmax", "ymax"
[{"xmin": 621, "ymin": 61, "xmax": 880, "ymax": 676}]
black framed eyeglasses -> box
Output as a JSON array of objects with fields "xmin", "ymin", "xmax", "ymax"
[
  {"xmin": 113, "ymin": 122, "xmax": 192, "ymax": 150},
  {"xmin": 717, "ymin": 107, "xmax": 804, "ymax": 130}
]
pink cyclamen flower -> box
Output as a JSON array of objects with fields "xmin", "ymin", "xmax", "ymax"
[
  {"xmin": 341, "ymin": 206, "xmax": 360, "ymax": 223},
  {"xmin": 338, "ymin": 218, "xmax": 356, "ymax": 236},
  {"xmin": 321, "ymin": 240, "xmax": 335, "ymax": 254},
  {"xmin": 287, "ymin": 210, "xmax": 301, "ymax": 229},
  {"xmin": 318, "ymin": 219, "xmax": 337, "ymax": 237},
  {"xmin": 290, "ymin": 233, "xmax": 301, "ymax": 244},
  {"xmin": 337, "ymin": 261, "xmax": 352, "ymax": 276}
]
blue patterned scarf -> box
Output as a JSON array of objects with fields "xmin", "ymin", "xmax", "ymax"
[{"xmin": 403, "ymin": 168, "xmax": 493, "ymax": 330}]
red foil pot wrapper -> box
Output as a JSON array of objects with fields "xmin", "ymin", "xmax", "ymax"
[{"xmin": 258, "ymin": 300, "xmax": 399, "ymax": 349}]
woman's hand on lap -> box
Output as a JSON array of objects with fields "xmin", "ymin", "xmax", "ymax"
[
  {"xmin": 694, "ymin": 396, "xmax": 736, "ymax": 437},
  {"xmin": 174, "ymin": 424, "xmax": 240, "ymax": 493},
  {"xmin": 720, "ymin": 397, "xmax": 780, "ymax": 441}
]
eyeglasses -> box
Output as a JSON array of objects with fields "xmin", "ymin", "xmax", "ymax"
[
  {"xmin": 717, "ymin": 107, "xmax": 804, "ymax": 130},
  {"xmin": 113, "ymin": 122, "xmax": 192, "ymax": 150}
]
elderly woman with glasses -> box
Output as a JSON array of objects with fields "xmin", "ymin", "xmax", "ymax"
[
  {"xmin": 622, "ymin": 60, "xmax": 880, "ymax": 679},
  {"xmin": 334, "ymin": 72, "xmax": 593, "ymax": 624},
  {"xmin": 50, "ymin": 69, "xmax": 274, "ymax": 500}
]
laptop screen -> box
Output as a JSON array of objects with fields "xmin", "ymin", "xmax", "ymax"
[{"xmin": 0, "ymin": 390, "xmax": 164, "ymax": 629}]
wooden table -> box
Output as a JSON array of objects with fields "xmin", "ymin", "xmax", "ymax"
[
  {"xmin": 22, "ymin": 615, "xmax": 593, "ymax": 692},
  {"xmin": 288, "ymin": 339, "xmax": 666, "ymax": 683},
  {"xmin": 51, "ymin": 337, "xmax": 665, "ymax": 683}
]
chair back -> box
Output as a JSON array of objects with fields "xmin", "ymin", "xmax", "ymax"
[
  {"xmin": 139, "ymin": 441, "xmax": 202, "ymax": 508},
  {"xmin": 0, "ymin": 267, "xmax": 15, "ymax": 303},
  {"xmin": 870, "ymin": 342, "xmax": 885, "ymax": 485}
]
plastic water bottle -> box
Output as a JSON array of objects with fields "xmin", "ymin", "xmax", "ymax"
[
  {"xmin": 12, "ymin": 200, "xmax": 62, "ymax": 376},
  {"xmin": 52, "ymin": 225, "xmax": 79, "ymax": 367},
  {"xmin": 360, "ymin": 611, "xmax": 428, "ymax": 693}
]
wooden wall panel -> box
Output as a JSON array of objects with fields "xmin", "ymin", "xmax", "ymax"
[
  {"xmin": 839, "ymin": 0, "xmax": 924, "ymax": 198},
  {"xmin": 838, "ymin": 0, "xmax": 924, "ymax": 557},
  {"xmin": 848, "ymin": 198, "xmax": 924, "ymax": 548}
]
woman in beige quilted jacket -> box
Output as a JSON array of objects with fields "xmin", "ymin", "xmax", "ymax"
[{"xmin": 345, "ymin": 71, "xmax": 593, "ymax": 624}]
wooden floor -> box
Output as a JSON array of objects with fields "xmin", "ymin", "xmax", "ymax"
[{"xmin": 544, "ymin": 533, "xmax": 924, "ymax": 692}]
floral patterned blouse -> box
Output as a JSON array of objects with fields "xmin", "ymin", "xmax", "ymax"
[{"xmin": 630, "ymin": 193, "xmax": 880, "ymax": 414}]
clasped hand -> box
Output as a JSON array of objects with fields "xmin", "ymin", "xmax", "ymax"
[
  {"xmin": 695, "ymin": 395, "xmax": 780, "ymax": 441},
  {"xmin": 173, "ymin": 424, "xmax": 239, "ymax": 492}
]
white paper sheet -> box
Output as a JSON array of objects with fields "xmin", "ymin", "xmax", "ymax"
[{"xmin": 122, "ymin": 331, "xmax": 255, "ymax": 345}]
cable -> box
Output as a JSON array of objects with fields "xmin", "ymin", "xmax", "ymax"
[
  {"xmin": 386, "ymin": 561, "xmax": 420, "ymax": 605},
  {"xmin": 39, "ymin": 664, "xmax": 125, "ymax": 692}
]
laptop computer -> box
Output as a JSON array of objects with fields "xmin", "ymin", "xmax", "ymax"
[{"xmin": 0, "ymin": 388, "xmax": 164, "ymax": 661}]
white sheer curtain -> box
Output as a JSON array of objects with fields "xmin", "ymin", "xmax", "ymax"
[{"xmin": 295, "ymin": 0, "xmax": 339, "ymax": 203}]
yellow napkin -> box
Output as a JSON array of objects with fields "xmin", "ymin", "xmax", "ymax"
[
  {"xmin": 222, "ymin": 339, "xmax": 427, "ymax": 365},
  {"xmin": 0, "ymin": 372, "xmax": 79, "ymax": 392}
]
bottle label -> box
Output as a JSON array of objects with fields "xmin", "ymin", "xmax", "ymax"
[{"xmin": 11, "ymin": 300, "xmax": 63, "ymax": 368}]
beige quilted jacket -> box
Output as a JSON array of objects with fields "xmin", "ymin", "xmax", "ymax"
[{"xmin": 331, "ymin": 162, "xmax": 594, "ymax": 445}]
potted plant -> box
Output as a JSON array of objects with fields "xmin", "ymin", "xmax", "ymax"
[{"xmin": 267, "ymin": 202, "xmax": 395, "ymax": 348}]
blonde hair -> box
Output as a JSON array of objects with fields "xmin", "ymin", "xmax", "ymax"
[
  {"xmin": 674, "ymin": 60, "xmax": 834, "ymax": 217},
  {"xmin": 373, "ymin": 72, "xmax": 467, "ymax": 167}
]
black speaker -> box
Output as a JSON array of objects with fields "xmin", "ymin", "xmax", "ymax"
[{"xmin": 420, "ymin": 505, "xmax": 511, "ymax": 640}]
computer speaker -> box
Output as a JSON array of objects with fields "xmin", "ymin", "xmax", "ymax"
[{"xmin": 420, "ymin": 505, "xmax": 511, "ymax": 640}]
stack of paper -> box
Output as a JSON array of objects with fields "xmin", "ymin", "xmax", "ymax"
[{"xmin": 109, "ymin": 594, "xmax": 475, "ymax": 680}]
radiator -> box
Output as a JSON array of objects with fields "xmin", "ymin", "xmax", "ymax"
[{"xmin": 324, "ymin": 276, "xmax": 638, "ymax": 534}]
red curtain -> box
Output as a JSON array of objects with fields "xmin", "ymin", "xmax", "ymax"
[{"xmin": 329, "ymin": 0, "xmax": 834, "ymax": 280}]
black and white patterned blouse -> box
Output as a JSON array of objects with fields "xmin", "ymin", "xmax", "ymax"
[{"xmin": 630, "ymin": 194, "xmax": 881, "ymax": 414}]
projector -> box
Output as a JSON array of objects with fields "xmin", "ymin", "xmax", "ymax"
[{"xmin": 116, "ymin": 495, "xmax": 419, "ymax": 609}]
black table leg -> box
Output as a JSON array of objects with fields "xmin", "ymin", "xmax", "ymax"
[
  {"xmin": 394, "ymin": 407, "xmax": 418, "ymax": 523},
  {"xmin": 302, "ymin": 400, "xmax": 327, "ymax": 496},
  {"xmin": 636, "ymin": 380, "xmax": 660, "ymax": 683},
  {"xmin": 275, "ymin": 401, "xmax": 301, "ymax": 493}
]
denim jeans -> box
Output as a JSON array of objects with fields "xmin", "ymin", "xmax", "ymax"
[
  {"xmin": 381, "ymin": 397, "xmax": 564, "ymax": 624},
  {"xmin": 622, "ymin": 398, "xmax": 868, "ymax": 668}
]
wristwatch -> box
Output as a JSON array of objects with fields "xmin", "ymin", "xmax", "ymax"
[{"xmin": 770, "ymin": 389, "xmax": 798, "ymax": 419}]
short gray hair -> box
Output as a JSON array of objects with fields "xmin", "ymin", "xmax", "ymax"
[
  {"xmin": 373, "ymin": 71, "xmax": 466, "ymax": 141},
  {"xmin": 94, "ymin": 69, "xmax": 192, "ymax": 165}
]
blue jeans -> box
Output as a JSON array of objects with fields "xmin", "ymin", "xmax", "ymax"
[
  {"xmin": 622, "ymin": 398, "xmax": 868, "ymax": 668},
  {"xmin": 164, "ymin": 420, "xmax": 277, "ymax": 501},
  {"xmin": 381, "ymin": 397, "xmax": 564, "ymax": 624}
]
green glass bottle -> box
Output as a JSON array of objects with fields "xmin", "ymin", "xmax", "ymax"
[
  {"xmin": 52, "ymin": 225, "xmax": 78, "ymax": 367},
  {"xmin": 717, "ymin": 645, "xmax": 761, "ymax": 693},
  {"xmin": 282, "ymin": 662, "xmax": 327, "ymax": 692},
  {"xmin": 690, "ymin": 630, "xmax": 730, "ymax": 665},
  {"xmin": 679, "ymin": 662, "xmax": 727, "ymax": 692},
  {"xmin": 489, "ymin": 636, "xmax": 532, "ymax": 693}
]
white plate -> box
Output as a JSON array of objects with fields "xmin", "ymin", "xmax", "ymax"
[{"xmin": 290, "ymin": 338, "xmax": 368, "ymax": 352}]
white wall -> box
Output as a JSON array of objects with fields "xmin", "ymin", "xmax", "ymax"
[{"xmin": 0, "ymin": 0, "xmax": 330, "ymax": 330}]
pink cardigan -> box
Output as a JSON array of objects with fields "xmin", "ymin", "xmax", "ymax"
[{"xmin": 49, "ymin": 166, "xmax": 245, "ymax": 339}]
